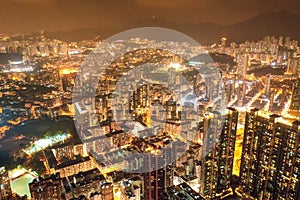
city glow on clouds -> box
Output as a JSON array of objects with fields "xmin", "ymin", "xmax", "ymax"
[
  {"xmin": 0, "ymin": 0, "xmax": 300, "ymax": 34},
  {"xmin": 136, "ymin": 0, "xmax": 208, "ymax": 8},
  {"xmin": 11, "ymin": 0, "xmax": 54, "ymax": 4}
]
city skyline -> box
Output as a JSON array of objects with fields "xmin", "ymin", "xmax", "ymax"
[
  {"xmin": 0, "ymin": 1, "xmax": 300, "ymax": 200},
  {"xmin": 0, "ymin": 31, "xmax": 299, "ymax": 199}
]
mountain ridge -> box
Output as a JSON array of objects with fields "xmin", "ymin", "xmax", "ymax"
[{"xmin": 39, "ymin": 11, "xmax": 300, "ymax": 44}]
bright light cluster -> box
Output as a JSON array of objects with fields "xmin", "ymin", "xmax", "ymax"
[
  {"xmin": 24, "ymin": 133, "xmax": 69, "ymax": 155},
  {"xmin": 3, "ymin": 66, "xmax": 34, "ymax": 73}
]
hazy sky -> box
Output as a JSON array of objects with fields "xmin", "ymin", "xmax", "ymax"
[{"xmin": 1, "ymin": 0, "xmax": 300, "ymax": 33}]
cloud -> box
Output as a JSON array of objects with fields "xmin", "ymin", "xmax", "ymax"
[
  {"xmin": 11, "ymin": 0, "xmax": 55, "ymax": 4},
  {"xmin": 0, "ymin": 0, "xmax": 299, "ymax": 34},
  {"xmin": 136, "ymin": 0, "xmax": 207, "ymax": 8}
]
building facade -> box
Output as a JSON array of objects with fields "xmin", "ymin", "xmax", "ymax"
[
  {"xmin": 240, "ymin": 108, "xmax": 300, "ymax": 200},
  {"xmin": 29, "ymin": 174, "xmax": 63, "ymax": 200},
  {"xmin": 200, "ymin": 107, "xmax": 238, "ymax": 199}
]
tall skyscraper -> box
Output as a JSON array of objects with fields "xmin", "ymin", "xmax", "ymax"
[
  {"xmin": 237, "ymin": 53, "xmax": 249, "ymax": 78},
  {"xmin": 74, "ymin": 102, "xmax": 90, "ymax": 130},
  {"xmin": 289, "ymin": 79, "xmax": 300, "ymax": 115},
  {"xmin": 133, "ymin": 81, "xmax": 150, "ymax": 109},
  {"xmin": 240, "ymin": 108, "xmax": 300, "ymax": 200},
  {"xmin": 237, "ymin": 83, "xmax": 246, "ymax": 107},
  {"xmin": 265, "ymin": 74, "xmax": 271, "ymax": 97},
  {"xmin": 199, "ymin": 107, "xmax": 238, "ymax": 199},
  {"xmin": 143, "ymin": 154, "xmax": 174, "ymax": 200},
  {"xmin": 287, "ymin": 58, "xmax": 299, "ymax": 74}
]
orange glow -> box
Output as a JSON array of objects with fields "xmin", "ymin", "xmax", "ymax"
[
  {"xmin": 7, "ymin": 117, "xmax": 22, "ymax": 125},
  {"xmin": 233, "ymin": 128, "xmax": 244, "ymax": 176},
  {"xmin": 0, "ymin": 125, "xmax": 10, "ymax": 139},
  {"xmin": 60, "ymin": 68, "xmax": 77, "ymax": 75}
]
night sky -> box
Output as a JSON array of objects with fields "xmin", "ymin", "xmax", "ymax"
[{"xmin": 0, "ymin": 0, "xmax": 300, "ymax": 34}]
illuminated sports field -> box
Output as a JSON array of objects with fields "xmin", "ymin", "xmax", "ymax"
[
  {"xmin": 10, "ymin": 168, "xmax": 37, "ymax": 198},
  {"xmin": 11, "ymin": 173, "xmax": 35, "ymax": 198},
  {"xmin": 24, "ymin": 133, "xmax": 70, "ymax": 155}
]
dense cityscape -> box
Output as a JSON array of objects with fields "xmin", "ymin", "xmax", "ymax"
[
  {"xmin": 0, "ymin": 3, "xmax": 300, "ymax": 200},
  {"xmin": 0, "ymin": 28, "xmax": 298, "ymax": 200}
]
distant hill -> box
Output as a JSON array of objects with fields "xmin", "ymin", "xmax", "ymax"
[
  {"xmin": 40, "ymin": 11, "xmax": 300, "ymax": 44},
  {"xmin": 223, "ymin": 11, "xmax": 300, "ymax": 43}
]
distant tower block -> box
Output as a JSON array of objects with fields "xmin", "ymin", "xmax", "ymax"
[
  {"xmin": 287, "ymin": 58, "xmax": 299, "ymax": 74},
  {"xmin": 237, "ymin": 82, "xmax": 247, "ymax": 107},
  {"xmin": 237, "ymin": 54, "xmax": 249, "ymax": 78},
  {"xmin": 279, "ymin": 36, "xmax": 284, "ymax": 46},
  {"xmin": 242, "ymin": 54, "xmax": 249, "ymax": 77},
  {"xmin": 265, "ymin": 74, "xmax": 271, "ymax": 97},
  {"xmin": 221, "ymin": 37, "xmax": 227, "ymax": 48},
  {"xmin": 172, "ymin": 54, "xmax": 183, "ymax": 63}
]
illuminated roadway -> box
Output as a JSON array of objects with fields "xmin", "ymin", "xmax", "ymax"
[
  {"xmin": 245, "ymin": 89, "xmax": 264, "ymax": 109},
  {"xmin": 263, "ymin": 89, "xmax": 281, "ymax": 111}
]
